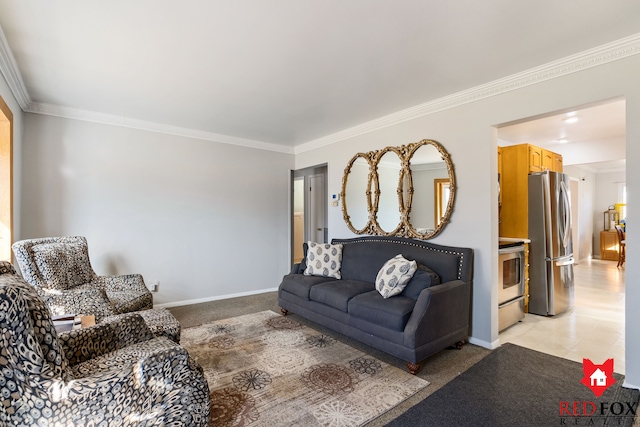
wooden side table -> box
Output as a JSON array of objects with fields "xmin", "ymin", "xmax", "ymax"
[{"xmin": 600, "ymin": 230, "xmax": 619, "ymax": 261}]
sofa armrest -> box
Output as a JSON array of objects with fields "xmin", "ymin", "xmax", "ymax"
[
  {"xmin": 403, "ymin": 279, "xmax": 471, "ymax": 349},
  {"xmin": 59, "ymin": 313, "xmax": 155, "ymax": 365},
  {"xmin": 291, "ymin": 263, "xmax": 302, "ymax": 274}
]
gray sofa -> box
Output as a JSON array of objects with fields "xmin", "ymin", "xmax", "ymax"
[{"xmin": 278, "ymin": 236, "xmax": 473, "ymax": 374}]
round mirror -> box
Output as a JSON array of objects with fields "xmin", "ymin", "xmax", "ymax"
[
  {"xmin": 406, "ymin": 140, "xmax": 455, "ymax": 239},
  {"xmin": 373, "ymin": 147, "xmax": 403, "ymax": 234},
  {"xmin": 341, "ymin": 153, "xmax": 374, "ymax": 234}
]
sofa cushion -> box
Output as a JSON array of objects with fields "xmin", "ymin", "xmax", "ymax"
[
  {"xmin": 309, "ymin": 280, "xmax": 373, "ymax": 312},
  {"xmin": 348, "ymin": 291, "xmax": 415, "ymax": 331},
  {"xmin": 304, "ymin": 242, "xmax": 343, "ymax": 279},
  {"xmin": 375, "ymin": 254, "xmax": 418, "ymax": 299},
  {"xmin": 401, "ymin": 264, "xmax": 441, "ymax": 300},
  {"xmin": 279, "ymin": 273, "xmax": 337, "ymax": 300},
  {"xmin": 31, "ymin": 242, "xmax": 94, "ymax": 289}
]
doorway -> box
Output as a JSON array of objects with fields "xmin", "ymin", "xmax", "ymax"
[
  {"xmin": 0, "ymin": 95, "xmax": 13, "ymax": 262},
  {"xmin": 496, "ymin": 99, "xmax": 626, "ymax": 366},
  {"xmin": 291, "ymin": 164, "xmax": 328, "ymax": 264}
]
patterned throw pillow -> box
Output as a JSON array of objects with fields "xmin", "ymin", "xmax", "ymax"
[
  {"xmin": 375, "ymin": 254, "xmax": 418, "ymax": 299},
  {"xmin": 303, "ymin": 242, "xmax": 343, "ymax": 279}
]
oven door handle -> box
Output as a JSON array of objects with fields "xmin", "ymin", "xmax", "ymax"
[{"xmin": 498, "ymin": 294, "xmax": 527, "ymax": 308}]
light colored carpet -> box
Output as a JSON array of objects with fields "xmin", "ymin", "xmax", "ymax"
[
  {"xmin": 168, "ymin": 291, "xmax": 491, "ymax": 426},
  {"xmin": 181, "ymin": 310, "xmax": 429, "ymax": 427}
]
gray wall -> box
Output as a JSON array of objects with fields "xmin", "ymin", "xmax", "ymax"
[{"xmin": 19, "ymin": 114, "xmax": 293, "ymax": 305}]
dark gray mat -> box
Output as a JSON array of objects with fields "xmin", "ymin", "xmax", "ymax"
[{"xmin": 384, "ymin": 343, "xmax": 639, "ymax": 427}]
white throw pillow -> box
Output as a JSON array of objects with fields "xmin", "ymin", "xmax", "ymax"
[
  {"xmin": 303, "ymin": 242, "xmax": 343, "ymax": 279},
  {"xmin": 376, "ymin": 254, "xmax": 418, "ymax": 299}
]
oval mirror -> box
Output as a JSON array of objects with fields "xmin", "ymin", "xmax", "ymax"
[
  {"xmin": 341, "ymin": 153, "xmax": 374, "ymax": 234},
  {"xmin": 406, "ymin": 140, "xmax": 455, "ymax": 239},
  {"xmin": 373, "ymin": 147, "xmax": 403, "ymax": 234}
]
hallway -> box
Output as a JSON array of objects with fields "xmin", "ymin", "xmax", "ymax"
[{"xmin": 499, "ymin": 259, "xmax": 626, "ymax": 373}]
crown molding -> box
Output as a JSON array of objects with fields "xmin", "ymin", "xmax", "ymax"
[
  {"xmin": 294, "ymin": 33, "xmax": 640, "ymax": 154},
  {"xmin": 0, "ymin": 23, "xmax": 31, "ymax": 109},
  {"xmin": 25, "ymin": 102, "xmax": 295, "ymax": 154},
  {"xmin": 2, "ymin": 19, "xmax": 639, "ymax": 156}
]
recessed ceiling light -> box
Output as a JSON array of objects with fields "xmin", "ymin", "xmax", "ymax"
[{"xmin": 557, "ymin": 138, "xmax": 569, "ymax": 143}]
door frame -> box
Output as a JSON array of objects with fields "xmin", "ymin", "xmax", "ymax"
[
  {"xmin": 0, "ymin": 95, "xmax": 13, "ymax": 262},
  {"xmin": 291, "ymin": 164, "xmax": 328, "ymax": 266}
]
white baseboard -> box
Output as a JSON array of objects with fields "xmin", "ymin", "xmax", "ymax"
[
  {"xmin": 155, "ymin": 287, "xmax": 279, "ymax": 309},
  {"xmin": 622, "ymin": 380, "xmax": 640, "ymax": 390},
  {"xmin": 468, "ymin": 336, "xmax": 500, "ymax": 350}
]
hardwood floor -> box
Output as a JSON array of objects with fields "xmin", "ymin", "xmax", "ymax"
[{"xmin": 499, "ymin": 258, "xmax": 626, "ymax": 373}]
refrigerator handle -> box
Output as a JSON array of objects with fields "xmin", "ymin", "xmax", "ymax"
[
  {"xmin": 560, "ymin": 180, "xmax": 571, "ymax": 249},
  {"xmin": 556, "ymin": 257, "xmax": 575, "ymax": 266}
]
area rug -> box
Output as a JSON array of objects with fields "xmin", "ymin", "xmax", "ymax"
[
  {"xmin": 384, "ymin": 343, "xmax": 640, "ymax": 427},
  {"xmin": 180, "ymin": 310, "xmax": 429, "ymax": 427}
]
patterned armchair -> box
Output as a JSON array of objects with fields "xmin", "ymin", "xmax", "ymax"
[
  {"xmin": 12, "ymin": 236, "xmax": 181, "ymax": 343},
  {"xmin": 0, "ymin": 274, "xmax": 210, "ymax": 425}
]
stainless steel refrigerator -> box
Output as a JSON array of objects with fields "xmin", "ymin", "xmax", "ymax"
[{"xmin": 528, "ymin": 170, "xmax": 574, "ymax": 316}]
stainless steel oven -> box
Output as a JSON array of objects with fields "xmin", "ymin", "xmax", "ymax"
[{"xmin": 498, "ymin": 242, "xmax": 526, "ymax": 331}]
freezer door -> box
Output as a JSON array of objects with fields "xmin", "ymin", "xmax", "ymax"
[
  {"xmin": 547, "ymin": 256, "xmax": 575, "ymax": 315},
  {"xmin": 548, "ymin": 172, "xmax": 573, "ymax": 259}
]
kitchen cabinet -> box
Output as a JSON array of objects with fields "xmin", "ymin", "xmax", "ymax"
[
  {"xmin": 499, "ymin": 143, "xmax": 563, "ymax": 238},
  {"xmin": 600, "ymin": 230, "xmax": 620, "ymax": 261},
  {"xmin": 528, "ymin": 145, "xmax": 543, "ymax": 172}
]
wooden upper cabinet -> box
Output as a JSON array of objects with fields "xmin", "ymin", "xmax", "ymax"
[
  {"xmin": 528, "ymin": 145, "xmax": 543, "ymax": 173},
  {"xmin": 527, "ymin": 145, "xmax": 562, "ymax": 173},
  {"xmin": 551, "ymin": 151, "xmax": 563, "ymax": 172},
  {"xmin": 542, "ymin": 149, "xmax": 554, "ymax": 171},
  {"xmin": 498, "ymin": 143, "xmax": 563, "ymax": 238}
]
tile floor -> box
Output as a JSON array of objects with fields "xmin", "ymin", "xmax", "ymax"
[{"xmin": 499, "ymin": 258, "xmax": 626, "ymax": 374}]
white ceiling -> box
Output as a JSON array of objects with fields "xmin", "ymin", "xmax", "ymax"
[
  {"xmin": 1, "ymin": 1, "xmax": 640, "ymax": 148},
  {"xmin": 498, "ymin": 99, "xmax": 627, "ymax": 173}
]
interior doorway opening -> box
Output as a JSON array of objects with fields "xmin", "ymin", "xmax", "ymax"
[
  {"xmin": 291, "ymin": 164, "xmax": 328, "ymax": 265},
  {"xmin": 0, "ymin": 95, "xmax": 13, "ymax": 262}
]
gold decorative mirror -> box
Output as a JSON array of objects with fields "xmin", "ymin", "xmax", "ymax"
[
  {"xmin": 340, "ymin": 139, "xmax": 456, "ymax": 239},
  {"xmin": 342, "ymin": 152, "xmax": 376, "ymax": 234}
]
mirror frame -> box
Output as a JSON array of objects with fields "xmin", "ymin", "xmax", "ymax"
[
  {"xmin": 341, "ymin": 152, "xmax": 377, "ymax": 235},
  {"xmin": 371, "ymin": 145, "xmax": 407, "ymax": 236},
  {"xmin": 340, "ymin": 139, "xmax": 456, "ymax": 239}
]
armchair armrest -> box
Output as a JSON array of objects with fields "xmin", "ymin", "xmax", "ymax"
[
  {"xmin": 97, "ymin": 273, "xmax": 147, "ymax": 293},
  {"xmin": 66, "ymin": 342, "xmax": 210, "ymax": 424},
  {"xmin": 96, "ymin": 274, "xmax": 153, "ymax": 312},
  {"xmin": 9, "ymin": 340, "xmax": 210, "ymax": 425},
  {"xmin": 59, "ymin": 313, "xmax": 154, "ymax": 365}
]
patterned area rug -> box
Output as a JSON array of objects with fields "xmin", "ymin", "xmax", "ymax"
[{"xmin": 180, "ymin": 310, "xmax": 429, "ymax": 427}]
